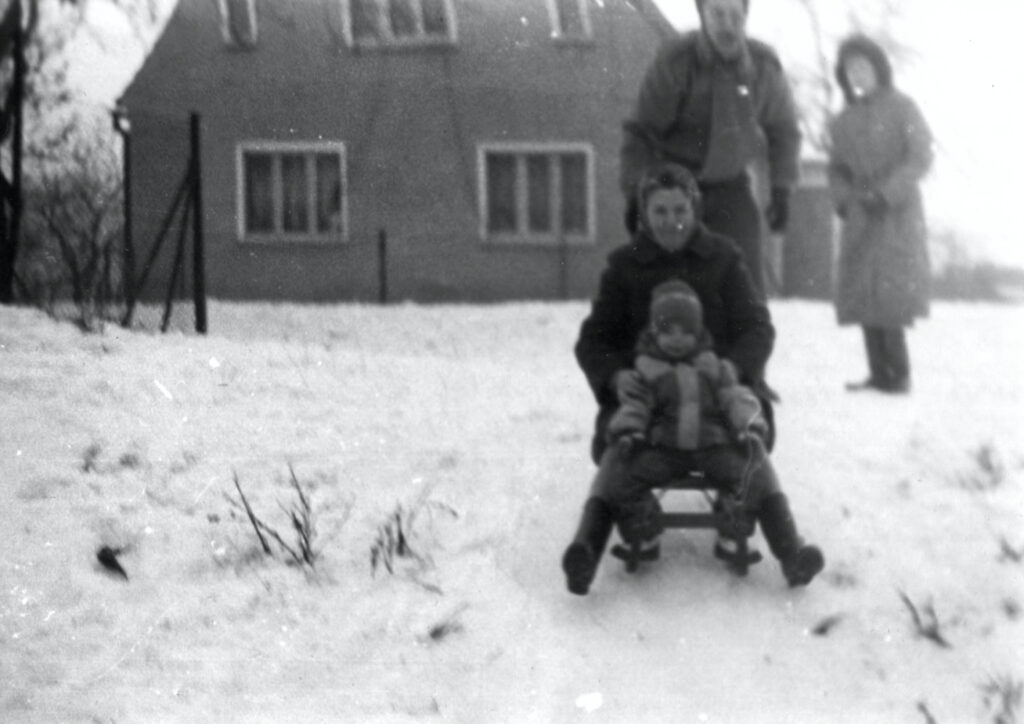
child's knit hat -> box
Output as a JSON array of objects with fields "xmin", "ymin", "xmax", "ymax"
[{"xmin": 650, "ymin": 279, "xmax": 703, "ymax": 334}]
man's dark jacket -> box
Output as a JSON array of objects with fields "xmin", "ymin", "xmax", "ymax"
[{"xmin": 575, "ymin": 225, "xmax": 775, "ymax": 460}]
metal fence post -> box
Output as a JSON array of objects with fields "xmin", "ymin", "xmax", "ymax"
[
  {"xmin": 378, "ymin": 228, "xmax": 388, "ymax": 304},
  {"xmin": 190, "ymin": 112, "xmax": 207, "ymax": 333}
]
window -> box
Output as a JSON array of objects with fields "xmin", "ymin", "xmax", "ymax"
[
  {"xmin": 219, "ymin": 0, "xmax": 258, "ymax": 48},
  {"xmin": 343, "ymin": 0, "xmax": 457, "ymax": 47},
  {"xmin": 548, "ymin": 0, "xmax": 591, "ymax": 42},
  {"xmin": 236, "ymin": 142, "xmax": 347, "ymax": 243},
  {"xmin": 478, "ymin": 143, "xmax": 595, "ymax": 244}
]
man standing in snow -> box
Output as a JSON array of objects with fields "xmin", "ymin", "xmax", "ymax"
[{"xmin": 620, "ymin": 0, "xmax": 802, "ymax": 299}]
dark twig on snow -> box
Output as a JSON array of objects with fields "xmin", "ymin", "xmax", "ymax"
[
  {"xmin": 426, "ymin": 602, "xmax": 469, "ymax": 643},
  {"xmin": 916, "ymin": 700, "xmax": 937, "ymax": 724},
  {"xmin": 810, "ymin": 613, "xmax": 844, "ymax": 637},
  {"xmin": 233, "ymin": 473, "xmax": 272, "ymax": 555},
  {"xmin": 254, "ymin": 515, "xmax": 302, "ymax": 564},
  {"xmin": 898, "ymin": 589, "xmax": 952, "ymax": 649},
  {"xmin": 96, "ymin": 545, "xmax": 128, "ymax": 580},
  {"xmin": 997, "ymin": 536, "xmax": 1024, "ymax": 564}
]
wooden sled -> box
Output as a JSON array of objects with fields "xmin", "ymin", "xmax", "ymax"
[{"xmin": 610, "ymin": 470, "xmax": 763, "ymax": 576}]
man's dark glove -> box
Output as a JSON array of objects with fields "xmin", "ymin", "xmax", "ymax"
[{"xmin": 765, "ymin": 186, "xmax": 790, "ymax": 233}]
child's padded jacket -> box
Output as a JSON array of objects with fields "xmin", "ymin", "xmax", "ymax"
[{"xmin": 607, "ymin": 339, "xmax": 766, "ymax": 450}]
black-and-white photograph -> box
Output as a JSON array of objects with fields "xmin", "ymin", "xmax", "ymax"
[{"xmin": 2, "ymin": 0, "xmax": 1022, "ymax": 721}]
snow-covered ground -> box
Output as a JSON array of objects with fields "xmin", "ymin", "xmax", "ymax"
[{"xmin": 2, "ymin": 299, "xmax": 1022, "ymax": 723}]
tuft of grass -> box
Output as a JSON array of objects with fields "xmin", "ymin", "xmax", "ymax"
[
  {"xmin": 370, "ymin": 488, "xmax": 457, "ymax": 578},
  {"xmin": 82, "ymin": 443, "xmax": 103, "ymax": 473},
  {"xmin": 370, "ymin": 506, "xmax": 416, "ymax": 576},
  {"xmin": 958, "ymin": 443, "xmax": 1006, "ymax": 491},
  {"xmin": 81, "ymin": 444, "xmax": 146, "ymax": 474},
  {"xmin": 117, "ymin": 451, "xmax": 143, "ymax": 469},
  {"xmin": 227, "ymin": 465, "xmax": 343, "ymax": 570},
  {"xmin": 279, "ymin": 465, "xmax": 318, "ymax": 567},
  {"xmin": 980, "ymin": 674, "xmax": 1023, "ymax": 724},
  {"xmin": 997, "ymin": 536, "xmax": 1024, "ymax": 564},
  {"xmin": 898, "ymin": 589, "xmax": 952, "ymax": 649}
]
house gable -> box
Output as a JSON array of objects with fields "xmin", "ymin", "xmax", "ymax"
[{"xmin": 121, "ymin": 0, "xmax": 676, "ymax": 302}]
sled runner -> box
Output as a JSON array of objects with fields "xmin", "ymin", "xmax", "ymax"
[{"xmin": 609, "ymin": 469, "xmax": 763, "ymax": 577}]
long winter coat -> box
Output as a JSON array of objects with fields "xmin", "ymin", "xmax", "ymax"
[
  {"xmin": 827, "ymin": 87, "xmax": 933, "ymax": 326},
  {"xmin": 575, "ymin": 227, "xmax": 773, "ymax": 409}
]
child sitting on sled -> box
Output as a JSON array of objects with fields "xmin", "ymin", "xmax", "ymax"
[{"xmin": 562, "ymin": 279, "xmax": 824, "ymax": 595}]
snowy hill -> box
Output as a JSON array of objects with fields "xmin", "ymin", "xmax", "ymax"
[{"xmin": 2, "ymin": 299, "xmax": 1022, "ymax": 722}]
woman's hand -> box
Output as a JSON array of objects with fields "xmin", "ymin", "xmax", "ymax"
[{"xmin": 614, "ymin": 369, "xmax": 646, "ymax": 401}]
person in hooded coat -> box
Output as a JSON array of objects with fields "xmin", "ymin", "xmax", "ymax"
[{"xmin": 827, "ymin": 34, "xmax": 933, "ymax": 393}]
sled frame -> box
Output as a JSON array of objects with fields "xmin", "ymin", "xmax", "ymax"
[{"xmin": 613, "ymin": 470, "xmax": 763, "ymax": 577}]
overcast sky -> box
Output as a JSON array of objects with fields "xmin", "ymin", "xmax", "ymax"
[{"xmin": 654, "ymin": 0, "xmax": 1023, "ymax": 267}]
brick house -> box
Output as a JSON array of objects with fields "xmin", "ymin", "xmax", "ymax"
[{"xmin": 120, "ymin": 0, "xmax": 675, "ymax": 302}]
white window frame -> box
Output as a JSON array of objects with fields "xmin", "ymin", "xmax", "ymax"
[
  {"xmin": 546, "ymin": 0, "xmax": 592, "ymax": 43},
  {"xmin": 218, "ymin": 0, "xmax": 258, "ymax": 47},
  {"xmin": 477, "ymin": 141, "xmax": 596, "ymax": 246},
  {"xmin": 235, "ymin": 140, "xmax": 349, "ymax": 245},
  {"xmin": 339, "ymin": 0, "xmax": 458, "ymax": 49}
]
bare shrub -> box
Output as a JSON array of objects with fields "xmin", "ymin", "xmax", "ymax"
[{"xmin": 17, "ymin": 117, "xmax": 123, "ymax": 331}]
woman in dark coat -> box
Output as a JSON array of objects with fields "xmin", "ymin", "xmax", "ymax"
[
  {"xmin": 562, "ymin": 163, "xmax": 818, "ymax": 596},
  {"xmin": 574, "ymin": 166, "xmax": 775, "ymax": 464},
  {"xmin": 827, "ymin": 34, "xmax": 933, "ymax": 393}
]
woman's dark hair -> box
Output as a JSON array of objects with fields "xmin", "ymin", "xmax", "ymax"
[
  {"xmin": 835, "ymin": 34, "xmax": 894, "ymax": 103},
  {"xmin": 636, "ymin": 163, "xmax": 703, "ymax": 226}
]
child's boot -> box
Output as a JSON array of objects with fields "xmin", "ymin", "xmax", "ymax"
[
  {"xmin": 607, "ymin": 496, "xmax": 664, "ymax": 571},
  {"xmin": 756, "ymin": 493, "xmax": 824, "ymax": 587},
  {"xmin": 562, "ymin": 497, "xmax": 615, "ymax": 595}
]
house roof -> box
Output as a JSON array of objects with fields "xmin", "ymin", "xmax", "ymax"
[{"xmin": 121, "ymin": 0, "xmax": 677, "ymax": 112}]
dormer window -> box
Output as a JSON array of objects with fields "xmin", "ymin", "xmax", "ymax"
[
  {"xmin": 344, "ymin": 0, "xmax": 457, "ymax": 48},
  {"xmin": 219, "ymin": 0, "xmax": 258, "ymax": 48},
  {"xmin": 548, "ymin": 0, "xmax": 592, "ymax": 42}
]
